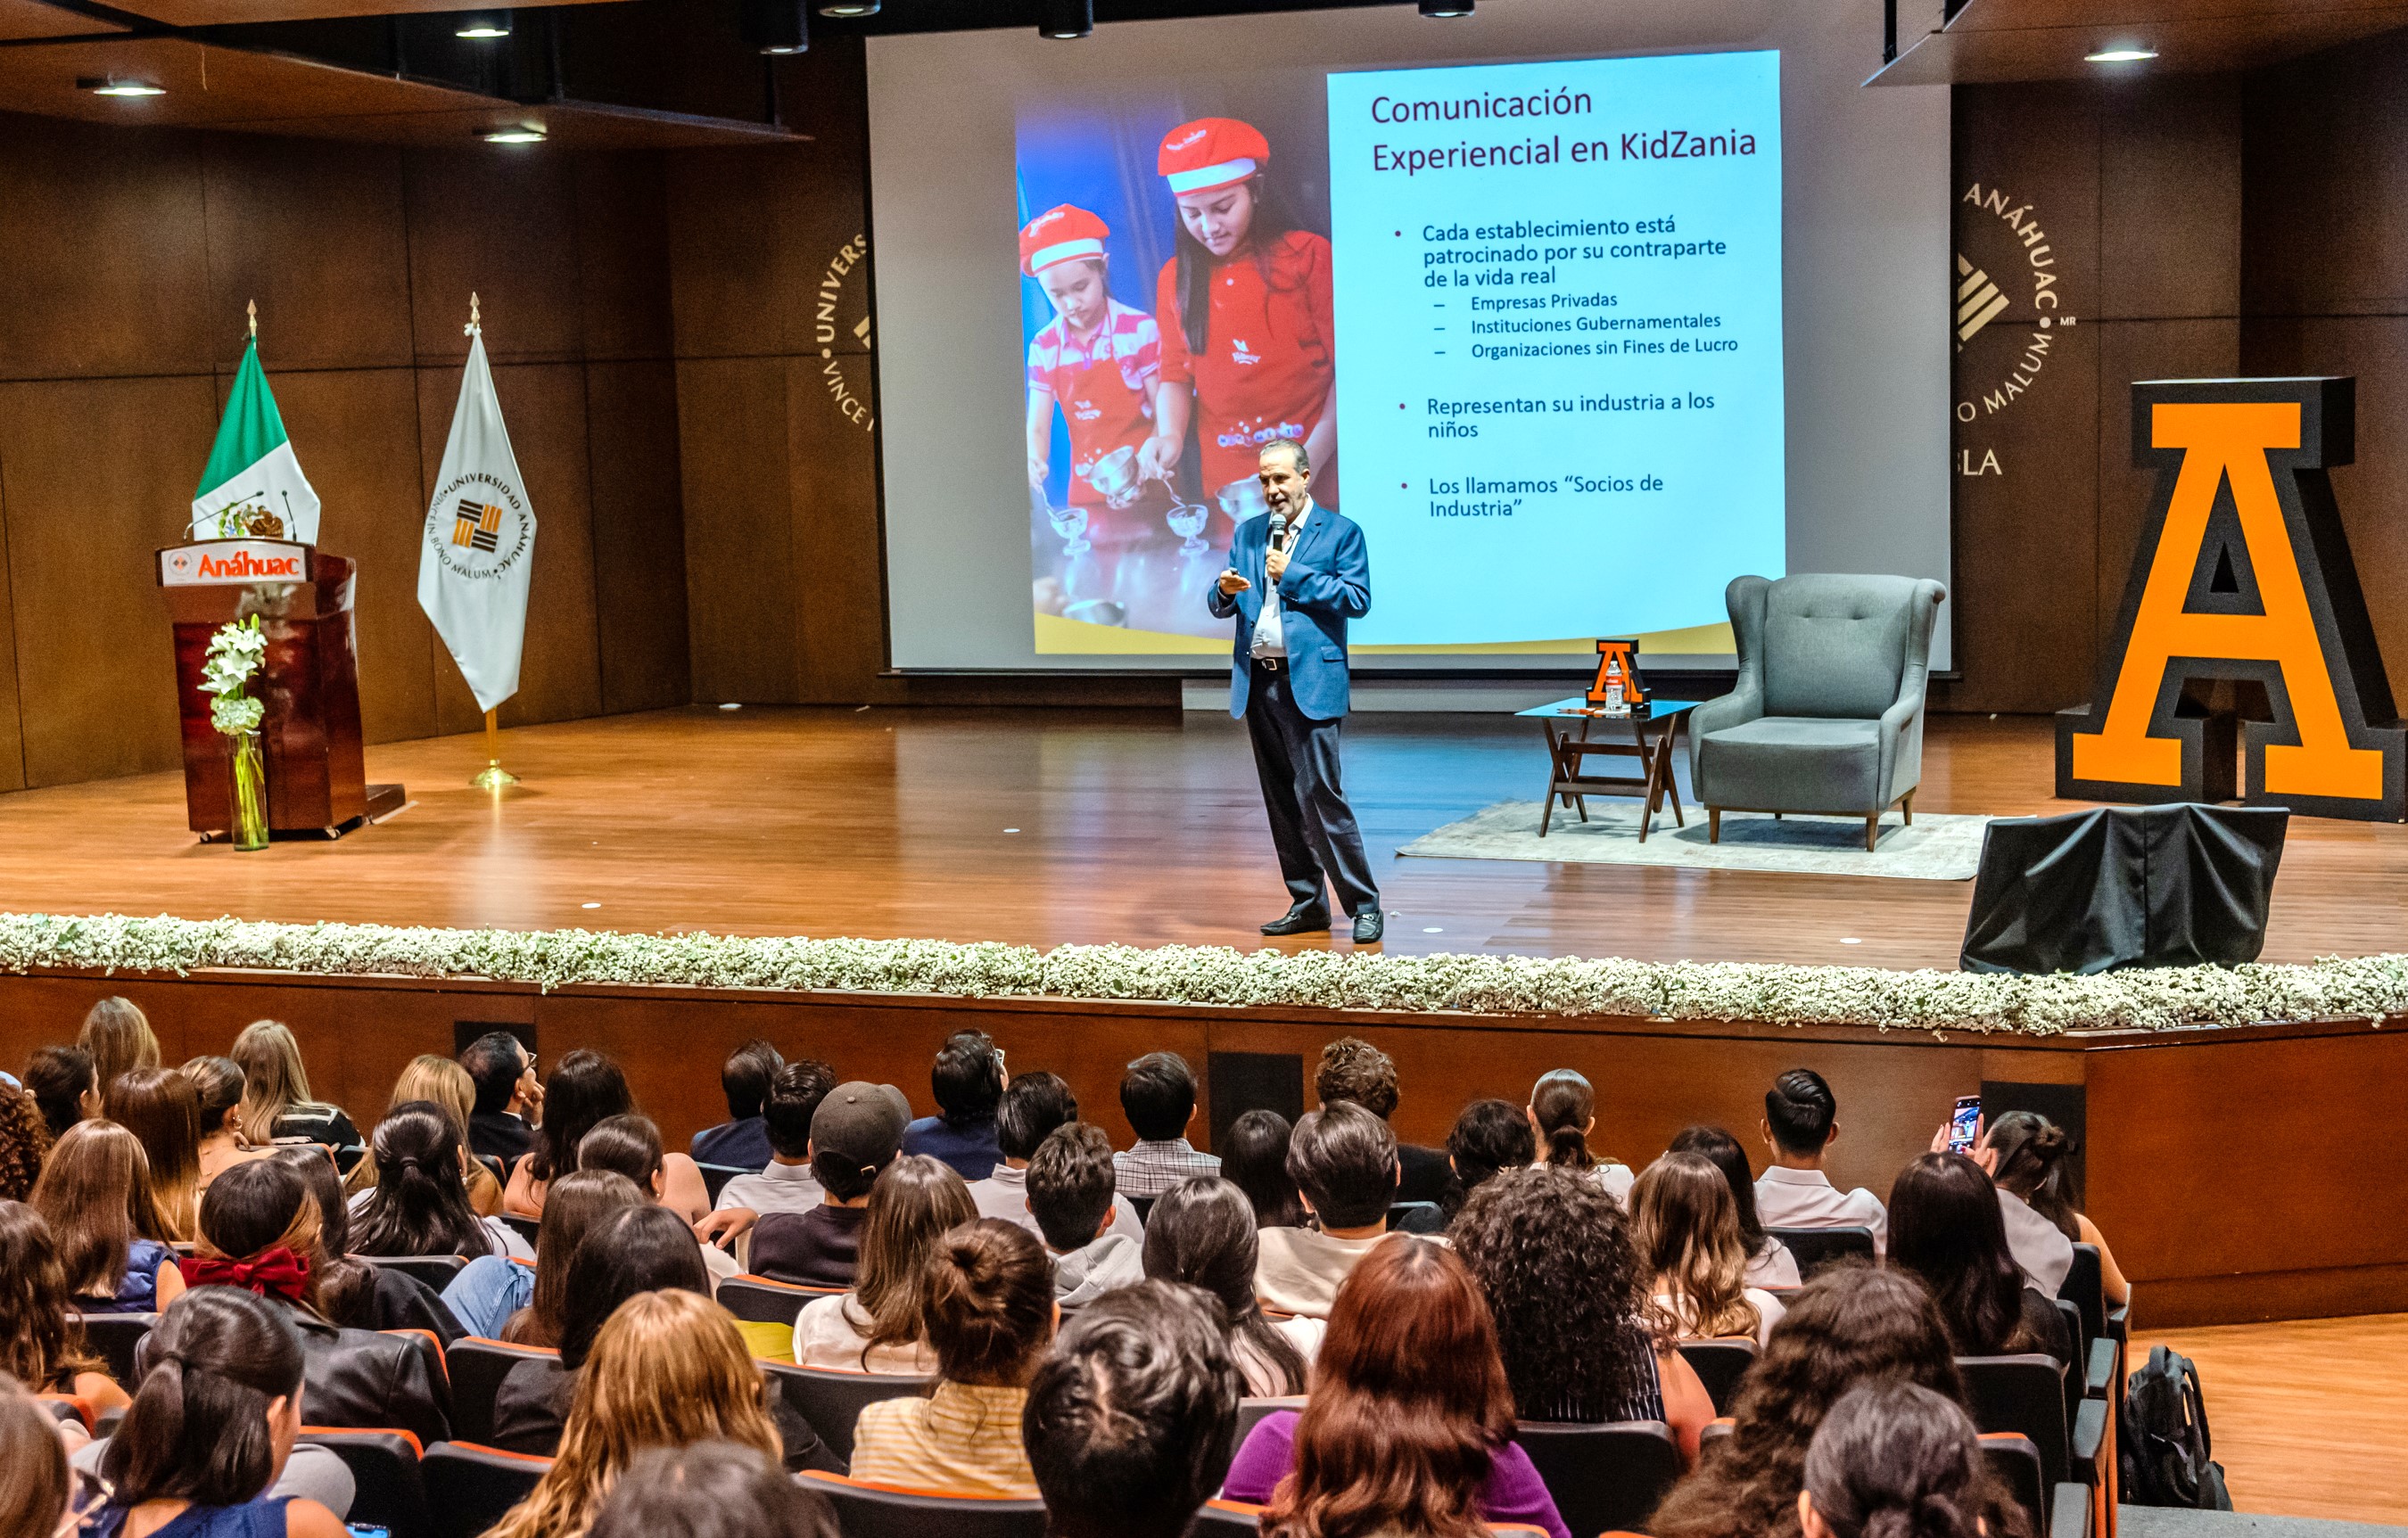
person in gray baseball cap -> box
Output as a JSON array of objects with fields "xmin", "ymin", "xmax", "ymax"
[{"xmin": 746, "ymin": 1082, "xmax": 911, "ymax": 1289}]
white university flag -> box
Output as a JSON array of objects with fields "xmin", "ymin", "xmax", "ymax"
[{"xmin": 418, "ymin": 331, "xmax": 536, "ymax": 714}]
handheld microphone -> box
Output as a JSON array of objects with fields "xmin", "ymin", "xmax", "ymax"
[{"xmin": 1267, "ymin": 513, "xmax": 1288, "ymax": 551}]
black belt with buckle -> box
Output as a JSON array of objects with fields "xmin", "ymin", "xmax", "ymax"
[{"xmin": 1252, "ymin": 655, "xmax": 1284, "ymax": 671}]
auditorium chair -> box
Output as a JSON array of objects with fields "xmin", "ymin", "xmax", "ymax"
[
  {"xmin": 37, "ymin": 1393, "xmax": 94, "ymax": 1434},
  {"xmin": 1675, "ymin": 1337, "xmax": 1758, "ymax": 1413},
  {"xmin": 447, "ymin": 1337, "xmax": 556, "ymax": 1446},
  {"xmin": 421, "ymin": 1443, "xmax": 550, "ymax": 1538},
  {"xmin": 299, "ymin": 1428, "xmax": 430, "ymax": 1538},
  {"xmin": 1198, "ymin": 1504, "xmax": 1547, "ymax": 1537},
  {"xmin": 1765, "ymin": 1225, "xmax": 1876, "ymax": 1276},
  {"xmin": 759, "ymin": 1361, "xmax": 932, "ymax": 1461},
  {"xmin": 75, "ymin": 1312, "xmax": 156, "ymax": 1385},
  {"xmin": 720, "ymin": 1273, "xmax": 844, "ymax": 1327},
  {"xmin": 1688, "ymin": 572, "xmax": 1946, "ymax": 851},
  {"xmin": 1235, "ymin": 1394, "xmax": 1308, "ymax": 1449},
  {"xmin": 499, "ymin": 1213, "xmax": 540, "ymax": 1250},
  {"xmin": 1957, "ymin": 1353, "xmax": 2106, "ymax": 1493},
  {"xmin": 796, "ymin": 1472, "xmax": 1046, "ymax": 1538},
  {"xmin": 359, "ymin": 1254, "xmax": 469, "ymax": 1291},
  {"xmin": 1515, "ymin": 1419, "xmax": 1683, "ymax": 1536},
  {"xmin": 697, "ymin": 1163, "xmax": 749, "ymax": 1204}
]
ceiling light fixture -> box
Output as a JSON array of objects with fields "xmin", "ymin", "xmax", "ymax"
[
  {"xmin": 2084, "ymin": 45, "xmax": 2156, "ymax": 62},
  {"xmin": 1419, "ymin": 0, "xmax": 1473, "ymax": 15},
  {"xmin": 455, "ymin": 12, "xmax": 512, "ymax": 38},
  {"xmin": 818, "ymin": 0, "xmax": 880, "ymax": 13},
  {"xmin": 479, "ymin": 124, "xmax": 546, "ymax": 144},
  {"xmin": 1037, "ymin": 0, "xmax": 1092, "ymax": 39},
  {"xmin": 741, "ymin": 0, "xmax": 809, "ymax": 53},
  {"xmin": 81, "ymin": 76, "xmax": 166, "ymax": 96}
]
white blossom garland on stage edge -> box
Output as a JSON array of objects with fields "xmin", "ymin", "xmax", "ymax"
[{"xmin": 0, "ymin": 910, "xmax": 2406, "ymax": 1037}]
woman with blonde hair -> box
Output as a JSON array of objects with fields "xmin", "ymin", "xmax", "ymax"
[
  {"xmin": 29, "ymin": 1121, "xmax": 186, "ymax": 1314},
  {"xmin": 344, "ymin": 1057, "xmax": 504, "ymax": 1215},
  {"xmin": 184, "ymin": 1057, "xmax": 272, "ymax": 1197},
  {"xmin": 229, "ymin": 1022, "xmax": 359, "ymax": 1151},
  {"xmin": 105, "ymin": 1069, "xmax": 203, "ymax": 1241},
  {"xmin": 488, "ymin": 1290, "xmax": 787, "ymax": 1538},
  {"xmin": 792, "ymin": 1155, "xmax": 974, "ymax": 1372},
  {"xmin": 78, "ymin": 997, "xmax": 160, "ymax": 1096},
  {"xmin": 1631, "ymin": 1152, "xmax": 1786, "ymax": 1347}
]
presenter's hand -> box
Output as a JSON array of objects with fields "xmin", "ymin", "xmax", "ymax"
[
  {"xmin": 1216, "ymin": 570, "xmax": 1251, "ymax": 596},
  {"xmin": 1266, "ymin": 546, "xmax": 1291, "ymax": 584}
]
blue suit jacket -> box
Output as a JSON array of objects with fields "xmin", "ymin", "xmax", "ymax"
[{"xmin": 1205, "ymin": 501, "xmax": 1371, "ymax": 720}]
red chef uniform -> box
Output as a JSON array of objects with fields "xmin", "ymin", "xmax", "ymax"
[
  {"xmin": 1154, "ymin": 118, "xmax": 1338, "ymax": 507},
  {"xmin": 1022, "ymin": 203, "xmax": 1163, "ymax": 534}
]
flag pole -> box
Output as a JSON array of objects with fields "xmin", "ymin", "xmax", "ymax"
[{"xmin": 474, "ymin": 707, "xmax": 519, "ymax": 790}]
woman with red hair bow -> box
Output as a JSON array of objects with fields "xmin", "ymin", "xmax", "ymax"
[{"xmin": 1142, "ymin": 117, "xmax": 1340, "ymax": 514}]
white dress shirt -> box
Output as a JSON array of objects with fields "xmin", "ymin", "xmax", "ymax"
[
  {"xmin": 1249, "ymin": 499, "xmax": 1315, "ymax": 660},
  {"xmin": 1754, "ymin": 1164, "xmax": 1889, "ymax": 1256},
  {"xmin": 1745, "ymin": 1235, "xmax": 1804, "ymax": 1289},
  {"xmin": 1997, "ymin": 1187, "xmax": 2075, "ymax": 1295},
  {"xmin": 715, "ymin": 1158, "xmax": 825, "ymax": 1215}
]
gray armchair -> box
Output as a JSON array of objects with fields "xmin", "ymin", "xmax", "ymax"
[{"xmin": 1687, "ymin": 573, "xmax": 1947, "ymax": 851}]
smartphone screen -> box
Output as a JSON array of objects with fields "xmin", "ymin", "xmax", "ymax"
[{"xmin": 1946, "ymin": 1095, "xmax": 1982, "ymax": 1156}]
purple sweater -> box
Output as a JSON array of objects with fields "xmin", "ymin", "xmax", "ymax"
[{"xmin": 1221, "ymin": 1411, "xmax": 1571, "ymax": 1538}]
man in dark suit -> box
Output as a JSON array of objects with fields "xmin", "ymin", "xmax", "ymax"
[{"xmin": 1206, "ymin": 438, "xmax": 1382, "ymax": 942}]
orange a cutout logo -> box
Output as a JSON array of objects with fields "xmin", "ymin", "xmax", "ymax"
[{"xmin": 2056, "ymin": 378, "xmax": 2406, "ymax": 821}]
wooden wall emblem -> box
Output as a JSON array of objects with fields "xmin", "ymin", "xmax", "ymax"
[{"xmin": 2057, "ymin": 377, "xmax": 2406, "ymax": 820}]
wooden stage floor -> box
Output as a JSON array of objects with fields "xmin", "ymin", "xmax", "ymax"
[{"xmin": 4, "ymin": 706, "xmax": 2403, "ymax": 967}]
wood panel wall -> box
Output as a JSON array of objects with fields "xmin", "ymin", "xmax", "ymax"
[{"xmin": 0, "ymin": 112, "xmax": 690, "ymax": 792}]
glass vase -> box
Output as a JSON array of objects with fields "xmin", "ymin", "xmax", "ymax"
[{"xmin": 230, "ymin": 730, "xmax": 268, "ymax": 851}]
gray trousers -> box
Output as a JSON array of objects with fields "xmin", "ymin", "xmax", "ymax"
[{"xmin": 1245, "ymin": 662, "xmax": 1379, "ymax": 917}]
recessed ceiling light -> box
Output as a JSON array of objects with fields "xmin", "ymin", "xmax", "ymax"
[
  {"xmin": 2084, "ymin": 46, "xmax": 2156, "ymax": 62},
  {"xmin": 1037, "ymin": 0, "xmax": 1091, "ymax": 37},
  {"xmin": 81, "ymin": 77, "xmax": 165, "ymax": 96},
  {"xmin": 456, "ymin": 13, "xmax": 512, "ymax": 38},
  {"xmin": 479, "ymin": 125, "xmax": 545, "ymax": 144},
  {"xmin": 1420, "ymin": 0, "xmax": 1473, "ymax": 15},
  {"xmin": 818, "ymin": 0, "xmax": 878, "ymax": 13}
]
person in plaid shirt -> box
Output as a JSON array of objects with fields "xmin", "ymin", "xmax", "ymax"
[{"xmin": 1113, "ymin": 1051, "xmax": 1220, "ymax": 1198}]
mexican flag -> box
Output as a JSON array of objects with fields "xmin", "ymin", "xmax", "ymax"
[{"xmin": 192, "ymin": 338, "xmax": 321, "ymax": 545}]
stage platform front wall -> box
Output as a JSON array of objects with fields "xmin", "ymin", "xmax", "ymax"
[{"xmin": 4, "ymin": 966, "xmax": 2396, "ymax": 1330}]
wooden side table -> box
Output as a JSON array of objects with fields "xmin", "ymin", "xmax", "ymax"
[{"xmin": 1516, "ymin": 697, "xmax": 1699, "ymax": 841}]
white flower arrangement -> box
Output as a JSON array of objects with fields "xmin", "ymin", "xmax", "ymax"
[
  {"xmin": 0, "ymin": 909, "xmax": 2399, "ymax": 1036},
  {"xmin": 202, "ymin": 616, "xmax": 268, "ymax": 736}
]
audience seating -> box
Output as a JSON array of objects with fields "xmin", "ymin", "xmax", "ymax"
[
  {"xmin": 360, "ymin": 1254, "xmax": 470, "ymax": 1291},
  {"xmin": 447, "ymin": 1337, "xmax": 557, "ymax": 1446},
  {"xmin": 499, "ymin": 1213, "xmax": 540, "ymax": 1250},
  {"xmin": 1514, "ymin": 1419, "xmax": 1684, "ymax": 1537},
  {"xmin": 1674, "ymin": 1337, "xmax": 1759, "ymax": 1414},
  {"xmin": 1192, "ymin": 1500, "xmax": 1267, "ymax": 1535},
  {"xmin": 1130, "ymin": 1196, "xmax": 1157, "ymax": 1226},
  {"xmin": 719, "ymin": 1273, "xmax": 844, "ymax": 1327},
  {"xmin": 421, "ymin": 1443, "xmax": 550, "ymax": 1538},
  {"xmin": 36, "ymin": 1393, "xmax": 94, "ymax": 1434},
  {"xmin": 1387, "ymin": 1200, "xmax": 1439, "ymax": 1226},
  {"xmin": 796, "ymin": 1472, "xmax": 1047, "ymax": 1538},
  {"xmin": 2058, "ymin": 1245, "xmax": 2107, "ymax": 1351},
  {"xmin": 299, "ymin": 1427, "xmax": 430, "ymax": 1538},
  {"xmin": 757, "ymin": 1361, "xmax": 932, "ymax": 1462},
  {"xmin": 75, "ymin": 1312, "xmax": 157, "ymax": 1385},
  {"xmin": 1234, "ymin": 1394, "xmax": 1308, "ymax": 1450},
  {"xmin": 1764, "ymin": 1226, "xmax": 1875, "ymax": 1276},
  {"xmin": 1957, "ymin": 1353, "xmax": 2106, "ymax": 1492},
  {"xmin": 697, "ymin": 1163, "xmax": 748, "ymax": 1204}
]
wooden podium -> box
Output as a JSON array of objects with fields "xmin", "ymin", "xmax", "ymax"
[{"xmin": 157, "ymin": 539, "xmax": 403, "ymax": 839}]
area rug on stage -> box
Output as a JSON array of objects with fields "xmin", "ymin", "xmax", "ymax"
[{"xmin": 1398, "ymin": 801, "xmax": 1992, "ymax": 881}]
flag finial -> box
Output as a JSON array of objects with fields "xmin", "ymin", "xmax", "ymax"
[
  {"xmin": 466, "ymin": 292, "xmax": 481, "ymax": 337},
  {"xmin": 247, "ymin": 299, "xmax": 257, "ymax": 339}
]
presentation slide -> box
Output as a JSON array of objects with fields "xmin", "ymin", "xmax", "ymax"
[
  {"xmin": 1012, "ymin": 49, "xmax": 1782, "ymax": 652},
  {"xmin": 868, "ymin": 0, "xmax": 1951, "ymax": 673}
]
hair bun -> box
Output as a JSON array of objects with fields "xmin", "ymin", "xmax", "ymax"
[{"xmin": 2030, "ymin": 1123, "xmax": 2071, "ymax": 1156}]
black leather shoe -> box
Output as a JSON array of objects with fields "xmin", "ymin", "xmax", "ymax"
[
  {"xmin": 1261, "ymin": 905, "xmax": 1331, "ymax": 936},
  {"xmin": 1352, "ymin": 909, "xmax": 1385, "ymax": 943}
]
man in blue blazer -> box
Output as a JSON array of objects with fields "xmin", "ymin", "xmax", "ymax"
[{"xmin": 1207, "ymin": 439, "xmax": 1382, "ymax": 942}]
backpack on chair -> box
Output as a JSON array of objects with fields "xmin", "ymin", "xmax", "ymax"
[{"xmin": 2120, "ymin": 1344, "xmax": 2231, "ymax": 1509}]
